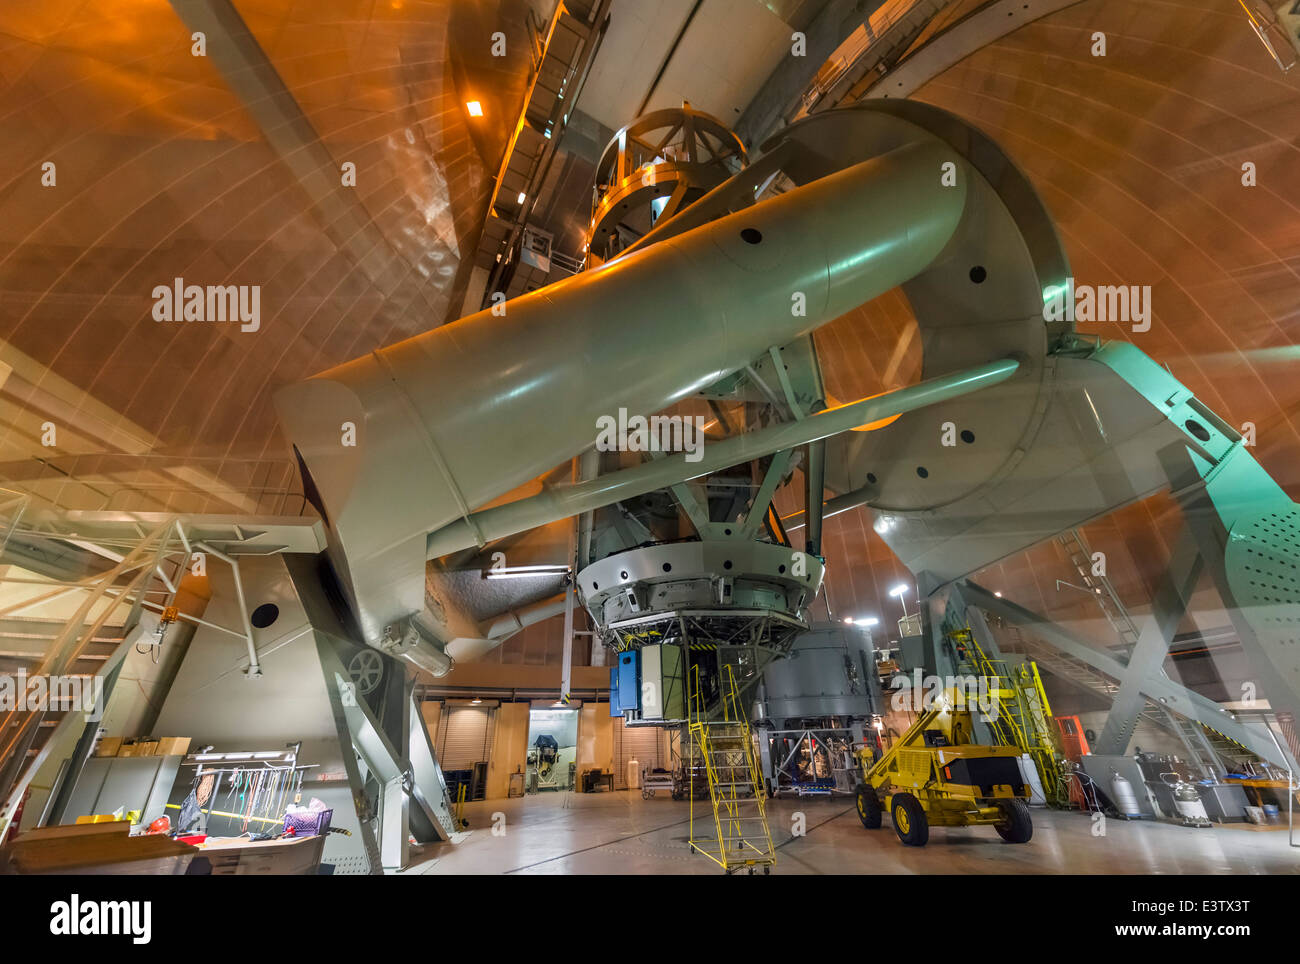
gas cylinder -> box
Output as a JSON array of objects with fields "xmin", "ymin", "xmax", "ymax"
[
  {"xmin": 1170, "ymin": 778, "xmax": 1212, "ymax": 828},
  {"xmin": 1110, "ymin": 771, "xmax": 1143, "ymax": 818}
]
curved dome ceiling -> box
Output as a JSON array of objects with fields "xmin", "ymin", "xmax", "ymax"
[
  {"xmin": 812, "ymin": 0, "xmax": 1300, "ymax": 641},
  {"xmin": 0, "ymin": 0, "xmax": 1296, "ymax": 658}
]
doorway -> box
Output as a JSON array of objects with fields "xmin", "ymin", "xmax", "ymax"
[{"xmin": 526, "ymin": 707, "xmax": 578, "ymax": 791}]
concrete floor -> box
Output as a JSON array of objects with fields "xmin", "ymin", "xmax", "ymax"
[{"xmin": 402, "ymin": 791, "xmax": 1300, "ymax": 875}]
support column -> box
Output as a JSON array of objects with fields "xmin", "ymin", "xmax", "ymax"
[
  {"xmin": 955, "ymin": 581, "xmax": 1293, "ymax": 769},
  {"xmin": 804, "ymin": 440, "xmax": 825, "ymax": 557},
  {"xmin": 1095, "ymin": 530, "xmax": 1203, "ymax": 756}
]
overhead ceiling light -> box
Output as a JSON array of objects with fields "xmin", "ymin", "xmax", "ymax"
[
  {"xmin": 466, "ymin": 100, "xmax": 483, "ymax": 117},
  {"xmin": 485, "ymin": 564, "xmax": 570, "ymax": 580},
  {"xmin": 889, "ymin": 584, "xmax": 909, "ymax": 597},
  {"xmin": 517, "ymin": 191, "xmax": 526, "ymax": 204},
  {"xmin": 994, "ymin": 591, "xmax": 1003, "ymax": 598},
  {"xmin": 854, "ymin": 617, "xmax": 879, "ymax": 627},
  {"xmin": 471, "ymin": 698, "xmax": 482, "ymax": 705}
]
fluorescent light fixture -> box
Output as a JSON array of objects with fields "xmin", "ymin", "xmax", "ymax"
[
  {"xmin": 843, "ymin": 617, "xmax": 853, "ymax": 624},
  {"xmin": 517, "ymin": 191, "xmax": 526, "ymax": 204},
  {"xmin": 466, "ymin": 100, "xmax": 483, "ymax": 117},
  {"xmin": 471, "ymin": 698, "xmax": 482, "ymax": 705},
  {"xmin": 485, "ymin": 564, "xmax": 570, "ymax": 580},
  {"xmin": 889, "ymin": 584, "xmax": 909, "ymax": 597},
  {"xmin": 854, "ymin": 617, "xmax": 879, "ymax": 627}
]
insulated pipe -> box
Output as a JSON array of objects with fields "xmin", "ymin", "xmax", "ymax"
[
  {"xmin": 277, "ymin": 137, "xmax": 968, "ymax": 643},
  {"xmin": 443, "ymin": 593, "xmax": 570, "ymax": 663},
  {"xmin": 425, "ymin": 358, "xmax": 1020, "ymax": 559}
]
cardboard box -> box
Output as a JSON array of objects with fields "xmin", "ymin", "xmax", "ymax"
[
  {"xmin": 155, "ymin": 737, "xmax": 191, "ymax": 757},
  {"xmin": 116, "ymin": 743, "xmax": 139, "ymax": 758},
  {"xmin": 94, "ymin": 737, "xmax": 123, "ymax": 758},
  {"xmin": 135, "ymin": 741, "xmax": 160, "ymax": 757}
]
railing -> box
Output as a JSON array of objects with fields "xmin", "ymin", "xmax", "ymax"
[
  {"xmin": 799, "ymin": 0, "xmax": 953, "ymax": 113},
  {"xmin": 549, "ymin": 249, "xmax": 587, "ymax": 277},
  {"xmin": 953, "ymin": 627, "xmax": 1067, "ymax": 806},
  {"xmin": 1240, "ymin": 0, "xmax": 1298, "ymax": 73},
  {"xmin": 688, "ymin": 664, "xmax": 775, "ymax": 872},
  {"xmin": 8, "ymin": 454, "xmax": 308, "ymax": 517},
  {"xmin": 0, "ymin": 519, "xmax": 180, "ymax": 817},
  {"xmin": 0, "ymin": 514, "xmax": 274, "ymax": 833}
]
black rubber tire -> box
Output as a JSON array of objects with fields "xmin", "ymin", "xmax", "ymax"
[
  {"xmin": 891, "ymin": 792, "xmax": 929, "ymax": 847},
  {"xmin": 856, "ymin": 784, "xmax": 883, "ymax": 829},
  {"xmin": 995, "ymin": 798, "xmax": 1033, "ymax": 843}
]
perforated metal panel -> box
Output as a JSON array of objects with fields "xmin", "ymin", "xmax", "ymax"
[{"xmin": 1226, "ymin": 505, "xmax": 1300, "ymax": 693}]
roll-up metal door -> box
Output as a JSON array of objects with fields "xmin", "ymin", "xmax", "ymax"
[
  {"xmin": 440, "ymin": 705, "xmax": 493, "ymax": 770},
  {"xmin": 615, "ymin": 721, "xmax": 662, "ymax": 788}
]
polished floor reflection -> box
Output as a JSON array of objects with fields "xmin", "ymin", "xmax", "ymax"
[{"xmin": 403, "ymin": 790, "xmax": 1300, "ymax": 875}]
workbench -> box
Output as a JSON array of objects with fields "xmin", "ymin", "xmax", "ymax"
[{"xmin": 190, "ymin": 834, "xmax": 327, "ymax": 875}]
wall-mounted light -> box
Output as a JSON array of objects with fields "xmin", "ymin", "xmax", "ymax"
[
  {"xmin": 466, "ymin": 100, "xmax": 483, "ymax": 117},
  {"xmin": 517, "ymin": 191, "xmax": 527, "ymax": 204}
]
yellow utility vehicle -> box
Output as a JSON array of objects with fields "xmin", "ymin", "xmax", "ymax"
[{"xmin": 856, "ymin": 692, "xmax": 1033, "ymax": 847}]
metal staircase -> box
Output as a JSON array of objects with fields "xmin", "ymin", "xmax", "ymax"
[
  {"xmin": 1162, "ymin": 707, "xmax": 1225, "ymax": 777},
  {"xmin": 0, "ymin": 616, "xmax": 126, "ymax": 775},
  {"xmin": 0, "ymin": 516, "xmax": 185, "ymax": 828},
  {"xmin": 688, "ymin": 665, "xmax": 775, "ymax": 875},
  {"xmin": 949, "ymin": 628, "xmax": 1066, "ymax": 806},
  {"xmin": 797, "ymin": 0, "xmax": 959, "ymax": 115},
  {"xmin": 998, "ymin": 625, "xmax": 1251, "ymax": 774},
  {"xmin": 1056, "ymin": 528, "xmax": 1142, "ymax": 656}
]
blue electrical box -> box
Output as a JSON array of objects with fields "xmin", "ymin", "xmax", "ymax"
[{"xmin": 610, "ymin": 650, "xmax": 640, "ymax": 717}]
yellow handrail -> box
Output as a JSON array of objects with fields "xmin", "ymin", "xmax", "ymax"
[
  {"xmin": 953, "ymin": 627, "xmax": 1064, "ymax": 805},
  {"xmin": 687, "ymin": 662, "xmax": 775, "ymax": 871}
]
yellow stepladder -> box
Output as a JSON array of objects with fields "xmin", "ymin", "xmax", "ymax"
[{"xmin": 688, "ymin": 663, "xmax": 776, "ymax": 875}]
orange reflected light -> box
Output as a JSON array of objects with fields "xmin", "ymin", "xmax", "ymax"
[{"xmin": 822, "ymin": 392, "xmax": 903, "ymax": 432}]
